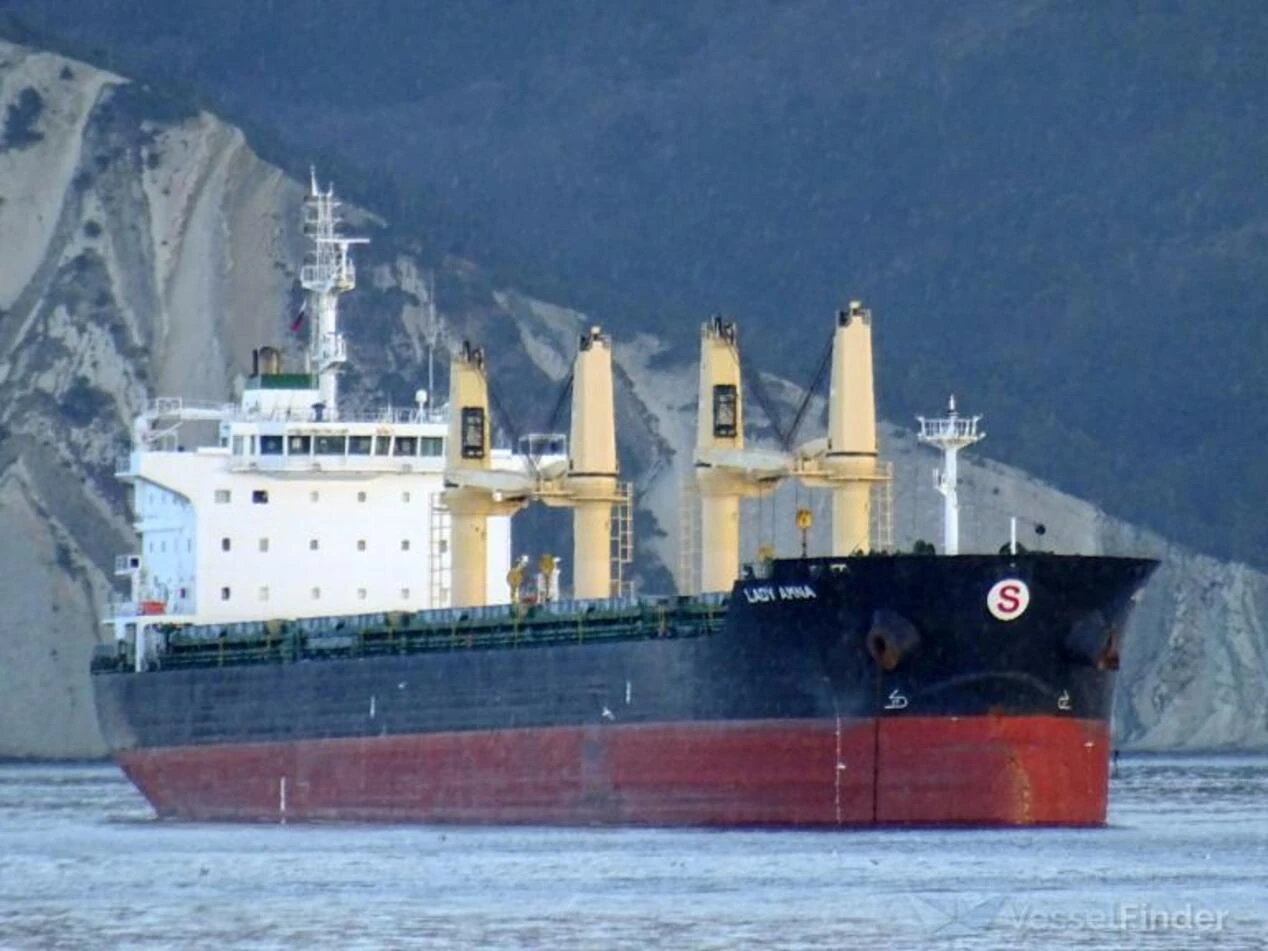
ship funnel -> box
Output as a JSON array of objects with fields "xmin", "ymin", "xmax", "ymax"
[
  {"xmin": 566, "ymin": 326, "xmax": 619, "ymax": 599},
  {"xmin": 258, "ymin": 346, "xmax": 283, "ymax": 376}
]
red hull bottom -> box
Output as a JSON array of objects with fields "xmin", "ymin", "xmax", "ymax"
[{"xmin": 117, "ymin": 717, "xmax": 1111, "ymax": 827}]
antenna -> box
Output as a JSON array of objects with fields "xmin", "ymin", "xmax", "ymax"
[
  {"xmin": 298, "ymin": 171, "xmax": 368, "ymax": 418},
  {"xmin": 421, "ymin": 269, "xmax": 444, "ymax": 411},
  {"xmin": 916, "ymin": 394, "xmax": 984, "ymax": 555}
]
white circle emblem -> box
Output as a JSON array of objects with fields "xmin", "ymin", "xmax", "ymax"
[{"xmin": 987, "ymin": 578, "xmax": 1030, "ymax": 621}]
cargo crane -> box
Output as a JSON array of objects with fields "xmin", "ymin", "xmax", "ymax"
[
  {"xmin": 692, "ymin": 318, "xmax": 790, "ymax": 592},
  {"xmin": 442, "ymin": 328, "xmax": 623, "ymax": 605},
  {"xmin": 692, "ymin": 302, "xmax": 892, "ymax": 591},
  {"xmin": 790, "ymin": 301, "xmax": 890, "ymax": 556}
]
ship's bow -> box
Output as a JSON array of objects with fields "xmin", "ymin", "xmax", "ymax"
[{"xmin": 747, "ymin": 553, "xmax": 1158, "ymax": 826}]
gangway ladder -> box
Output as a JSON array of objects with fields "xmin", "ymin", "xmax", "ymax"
[
  {"xmin": 871, "ymin": 460, "xmax": 895, "ymax": 552},
  {"xmin": 429, "ymin": 496, "xmax": 452, "ymax": 608},
  {"xmin": 610, "ymin": 480, "xmax": 635, "ymax": 597},
  {"xmin": 677, "ymin": 476, "xmax": 700, "ymax": 597}
]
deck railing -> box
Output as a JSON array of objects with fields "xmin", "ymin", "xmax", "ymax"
[
  {"xmin": 94, "ymin": 594, "xmax": 732, "ymax": 673},
  {"xmin": 139, "ymin": 397, "xmax": 448, "ymax": 426}
]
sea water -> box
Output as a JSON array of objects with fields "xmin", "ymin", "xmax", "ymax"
[{"xmin": 0, "ymin": 756, "xmax": 1264, "ymax": 949}]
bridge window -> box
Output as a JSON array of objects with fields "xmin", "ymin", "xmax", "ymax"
[
  {"xmin": 348, "ymin": 435, "xmax": 372, "ymax": 455},
  {"xmin": 214, "ymin": 489, "xmax": 231, "ymax": 504},
  {"xmin": 260, "ymin": 435, "xmax": 283, "ymax": 455},
  {"xmin": 374, "ymin": 436, "xmax": 391, "ymax": 456},
  {"xmin": 393, "ymin": 436, "xmax": 417, "ymax": 456},
  {"xmin": 420, "ymin": 436, "xmax": 443, "ymax": 456},
  {"xmin": 252, "ymin": 490, "xmax": 269, "ymax": 504},
  {"xmin": 314, "ymin": 435, "xmax": 346, "ymax": 455},
  {"xmin": 287, "ymin": 435, "xmax": 311, "ymax": 455}
]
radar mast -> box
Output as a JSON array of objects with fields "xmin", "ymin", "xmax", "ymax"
[
  {"xmin": 917, "ymin": 395, "xmax": 984, "ymax": 555},
  {"xmin": 299, "ymin": 169, "xmax": 368, "ymax": 418}
]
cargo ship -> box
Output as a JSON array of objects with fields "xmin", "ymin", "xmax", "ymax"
[{"xmin": 91, "ymin": 176, "xmax": 1157, "ymax": 826}]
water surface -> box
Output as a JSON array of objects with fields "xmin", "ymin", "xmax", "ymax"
[{"xmin": 0, "ymin": 757, "xmax": 1264, "ymax": 949}]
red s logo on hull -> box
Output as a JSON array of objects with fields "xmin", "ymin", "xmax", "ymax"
[{"xmin": 987, "ymin": 579, "xmax": 1030, "ymax": 621}]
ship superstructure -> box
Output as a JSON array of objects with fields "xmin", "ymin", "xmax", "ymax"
[{"xmin": 109, "ymin": 174, "xmax": 548, "ymax": 667}]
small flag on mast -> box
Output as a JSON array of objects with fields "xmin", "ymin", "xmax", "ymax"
[{"xmin": 289, "ymin": 303, "xmax": 307, "ymax": 334}]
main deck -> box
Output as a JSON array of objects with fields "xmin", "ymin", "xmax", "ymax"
[{"xmin": 92, "ymin": 593, "xmax": 731, "ymax": 674}]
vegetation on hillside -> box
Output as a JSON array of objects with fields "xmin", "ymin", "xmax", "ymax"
[
  {"xmin": 3, "ymin": 2, "xmax": 1266, "ymax": 567},
  {"xmin": 1, "ymin": 86, "xmax": 43, "ymax": 149}
]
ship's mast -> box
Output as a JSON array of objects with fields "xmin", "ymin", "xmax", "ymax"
[
  {"xmin": 422, "ymin": 269, "xmax": 442, "ymax": 408},
  {"xmin": 300, "ymin": 169, "xmax": 368, "ymax": 419},
  {"xmin": 916, "ymin": 395, "xmax": 984, "ymax": 555}
]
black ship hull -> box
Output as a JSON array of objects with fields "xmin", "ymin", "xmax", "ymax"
[{"xmin": 92, "ymin": 554, "xmax": 1157, "ymax": 826}]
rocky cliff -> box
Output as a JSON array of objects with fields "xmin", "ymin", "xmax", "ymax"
[{"xmin": 0, "ymin": 40, "xmax": 1262, "ymax": 757}]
